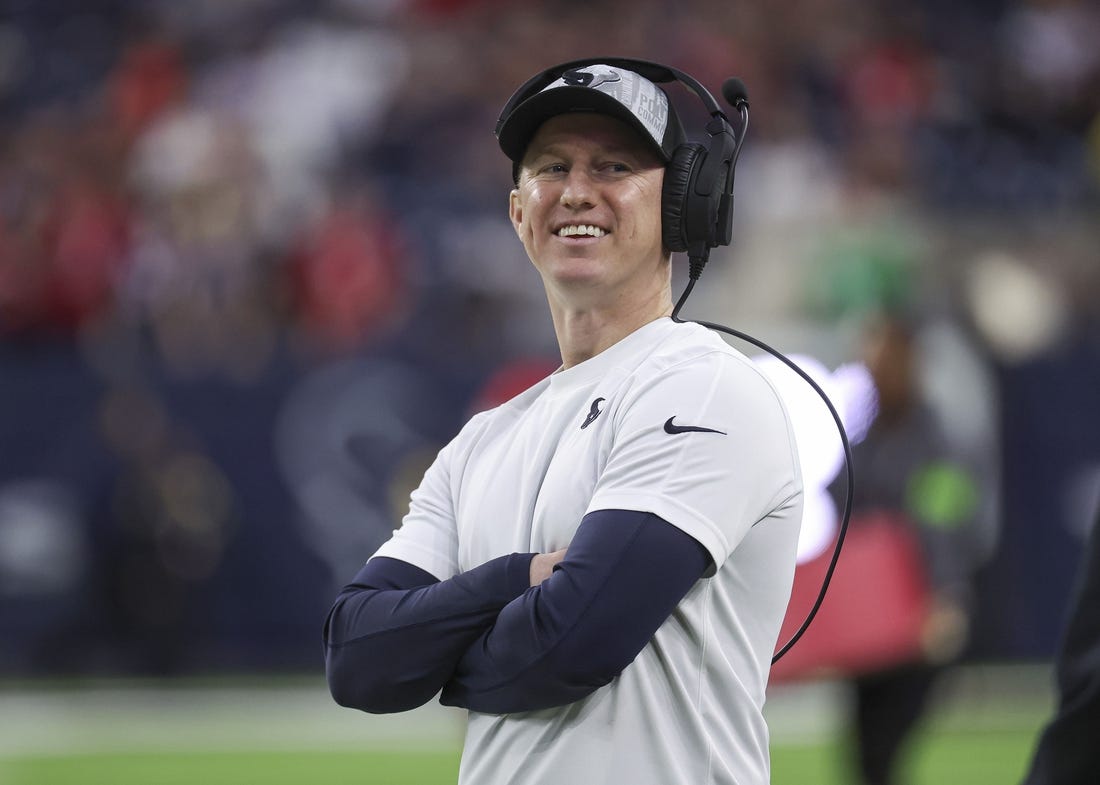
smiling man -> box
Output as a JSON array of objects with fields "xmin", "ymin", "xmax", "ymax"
[{"xmin": 323, "ymin": 60, "xmax": 804, "ymax": 785}]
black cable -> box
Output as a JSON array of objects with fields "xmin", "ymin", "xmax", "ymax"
[{"xmin": 672, "ymin": 274, "xmax": 854, "ymax": 664}]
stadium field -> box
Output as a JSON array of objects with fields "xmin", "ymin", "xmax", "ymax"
[
  {"xmin": 0, "ymin": 729, "xmax": 1042, "ymax": 785},
  {"xmin": 0, "ymin": 667, "xmax": 1049, "ymax": 785}
]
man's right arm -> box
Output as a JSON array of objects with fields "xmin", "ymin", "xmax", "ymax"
[{"xmin": 323, "ymin": 552, "xmax": 535, "ymax": 714}]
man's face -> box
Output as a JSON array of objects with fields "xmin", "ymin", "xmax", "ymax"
[{"xmin": 509, "ymin": 113, "xmax": 668, "ymax": 307}]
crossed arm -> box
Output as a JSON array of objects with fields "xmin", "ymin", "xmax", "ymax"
[{"xmin": 323, "ymin": 509, "xmax": 711, "ymax": 715}]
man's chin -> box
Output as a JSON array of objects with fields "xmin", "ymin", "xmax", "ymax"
[{"xmin": 543, "ymin": 267, "xmax": 611, "ymax": 294}]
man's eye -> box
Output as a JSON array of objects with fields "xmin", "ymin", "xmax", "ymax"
[
  {"xmin": 543, "ymin": 163, "xmax": 567, "ymax": 174},
  {"xmin": 604, "ymin": 162, "xmax": 630, "ymax": 173}
]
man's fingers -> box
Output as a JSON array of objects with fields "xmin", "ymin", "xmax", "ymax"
[{"xmin": 529, "ymin": 548, "xmax": 569, "ymax": 586}]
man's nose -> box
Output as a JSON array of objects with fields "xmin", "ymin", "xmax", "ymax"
[{"xmin": 560, "ymin": 168, "xmax": 597, "ymax": 209}]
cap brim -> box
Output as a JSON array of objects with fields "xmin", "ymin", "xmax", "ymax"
[{"xmin": 497, "ymin": 86, "xmax": 671, "ymax": 165}]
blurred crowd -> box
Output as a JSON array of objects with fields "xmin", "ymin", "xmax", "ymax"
[
  {"xmin": 1, "ymin": 0, "xmax": 1099, "ymax": 676},
  {"xmin": 3, "ymin": 0, "xmax": 1099, "ymax": 344}
]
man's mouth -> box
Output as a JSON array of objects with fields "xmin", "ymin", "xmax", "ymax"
[{"xmin": 555, "ymin": 224, "xmax": 608, "ymax": 238}]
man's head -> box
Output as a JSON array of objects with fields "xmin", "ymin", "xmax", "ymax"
[
  {"xmin": 862, "ymin": 311, "xmax": 919, "ymax": 420},
  {"xmin": 496, "ymin": 62, "xmax": 689, "ymax": 311},
  {"xmin": 497, "ymin": 58, "xmax": 748, "ymax": 283}
]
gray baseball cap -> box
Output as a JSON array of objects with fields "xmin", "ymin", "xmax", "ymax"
[{"xmin": 496, "ymin": 62, "xmax": 687, "ymax": 167}]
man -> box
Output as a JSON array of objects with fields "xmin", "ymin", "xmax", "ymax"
[{"xmin": 324, "ymin": 60, "xmax": 803, "ymax": 785}]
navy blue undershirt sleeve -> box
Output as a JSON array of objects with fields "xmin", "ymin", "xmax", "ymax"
[
  {"xmin": 440, "ymin": 509, "xmax": 712, "ymax": 714},
  {"xmin": 324, "ymin": 552, "xmax": 535, "ymax": 714}
]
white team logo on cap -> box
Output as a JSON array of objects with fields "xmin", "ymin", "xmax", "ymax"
[{"xmin": 561, "ymin": 67, "xmax": 621, "ymax": 90}]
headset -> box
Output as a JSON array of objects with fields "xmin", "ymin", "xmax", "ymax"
[{"xmin": 498, "ymin": 57, "xmax": 854, "ymax": 665}]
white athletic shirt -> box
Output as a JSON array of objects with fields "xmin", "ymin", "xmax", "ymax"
[{"xmin": 372, "ymin": 316, "xmax": 804, "ymax": 785}]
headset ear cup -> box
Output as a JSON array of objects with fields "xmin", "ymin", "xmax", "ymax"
[{"xmin": 662, "ymin": 143, "xmax": 705, "ymax": 254}]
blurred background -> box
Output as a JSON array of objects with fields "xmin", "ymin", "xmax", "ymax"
[{"xmin": 0, "ymin": 0, "xmax": 1098, "ymax": 783}]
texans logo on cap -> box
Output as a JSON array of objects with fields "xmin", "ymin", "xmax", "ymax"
[{"xmin": 562, "ymin": 68, "xmax": 621, "ymax": 90}]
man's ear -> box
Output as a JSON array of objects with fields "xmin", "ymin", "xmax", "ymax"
[{"xmin": 508, "ymin": 188, "xmax": 523, "ymax": 236}]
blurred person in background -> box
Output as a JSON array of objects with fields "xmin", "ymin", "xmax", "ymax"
[
  {"xmin": 831, "ymin": 310, "xmax": 983, "ymax": 785},
  {"xmin": 323, "ymin": 59, "xmax": 804, "ymax": 785}
]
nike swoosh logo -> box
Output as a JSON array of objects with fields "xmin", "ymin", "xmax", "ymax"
[
  {"xmin": 663, "ymin": 416, "xmax": 726, "ymax": 435},
  {"xmin": 580, "ymin": 398, "xmax": 606, "ymax": 430}
]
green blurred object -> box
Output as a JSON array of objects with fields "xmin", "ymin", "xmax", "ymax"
[
  {"xmin": 906, "ymin": 461, "xmax": 981, "ymax": 530},
  {"xmin": 771, "ymin": 727, "xmax": 1040, "ymax": 785},
  {"xmin": 0, "ymin": 750, "xmax": 461, "ymax": 785},
  {"xmin": 809, "ymin": 223, "xmax": 921, "ymax": 319}
]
